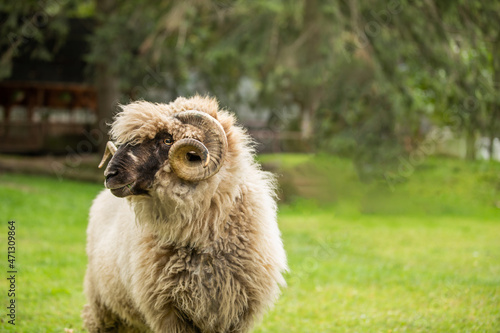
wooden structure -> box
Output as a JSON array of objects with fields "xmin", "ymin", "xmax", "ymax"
[
  {"xmin": 0, "ymin": 18, "xmax": 96, "ymax": 153},
  {"xmin": 0, "ymin": 81, "xmax": 97, "ymax": 153}
]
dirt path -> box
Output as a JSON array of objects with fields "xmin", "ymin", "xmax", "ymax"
[{"xmin": 0, "ymin": 154, "xmax": 103, "ymax": 183}]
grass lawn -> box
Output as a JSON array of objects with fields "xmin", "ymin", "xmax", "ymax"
[
  {"xmin": 258, "ymin": 207, "xmax": 500, "ymax": 332},
  {"xmin": 1, "ymin": 155, "xmax": 500, "ymax": 332}
]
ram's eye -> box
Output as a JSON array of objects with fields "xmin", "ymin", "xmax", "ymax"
[{"xmin": 164, "ymin": 138, "xmax": 173, "ymax": 145}]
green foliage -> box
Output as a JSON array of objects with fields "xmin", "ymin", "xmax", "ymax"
[
  {"xmin": 2, "ymin": 0, "xmax": 500, "ymax": 161},
  {"xmin": 0, "ymin": 1, "xmax": 75, "ymax": 79}
]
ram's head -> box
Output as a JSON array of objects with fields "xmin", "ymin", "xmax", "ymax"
[{"xmin": 99, "ymin": 110, "xmax": 228, "ymax": 198}]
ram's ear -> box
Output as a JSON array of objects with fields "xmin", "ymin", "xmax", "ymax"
[{"xmin": 98, "ymin": 141, "xmax": 118, "ymax": 168}]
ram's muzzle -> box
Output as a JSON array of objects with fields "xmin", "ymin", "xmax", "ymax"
[{"xmin": 102, "ymin": 142, "xmax": 142, "ymax": 198}]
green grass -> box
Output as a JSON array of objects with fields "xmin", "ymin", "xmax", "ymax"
[
  {"xmin": 256, "ymin": 208, "xmax": 500, "ymax": 332},
  {"xmin": 1, "ymin": 155, "xmax": 500, "ymax": 332},
  {"xmin": 0, "ymin": 174, "xmax": 101, "ymax": 332}
]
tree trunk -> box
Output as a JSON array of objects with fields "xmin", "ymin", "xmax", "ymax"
[
  {"xmin": 299, "ymin": 0, "xmax": 320, "ymax": 142},
  {"xmin": 488, "ymin": 131, "xmax": 495, "ymax": 161},
  {"xmin": 300, "ymin": 107, "xmax": 313, "ymax": 140},
  {"xmin": 487, "ymin": 101, "xmax": 500, "ymax": 161},
  {"xmin": 465, "ymin": 128, "xmax": 476, "ymax": 161},
  {"xmin": 96, "ymin": 66, "xmax": 120, "ymax": 153},
  {"xmin": 94, "ymin": 0, "xmax": 120, "ymax": 154},
  {"xmin": 489, "ymin": 32, "xmax": 500, "ymax": 161}
]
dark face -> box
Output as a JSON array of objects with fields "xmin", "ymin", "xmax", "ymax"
[{"xmin": 104, "ymin": 132, "xmax": 173, "ymax": 197}]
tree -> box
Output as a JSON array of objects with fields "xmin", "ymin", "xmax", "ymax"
[
  {"xmin": 385, "ymin": 0, "xmax": 500, "ymax": 160},
  {"xmin": 5, "ymin": 0, "xmax": 499, "ymax": 163},
  {"xmin": 0, "ymin": 1, "xmax": 77, "ymax": 80}
]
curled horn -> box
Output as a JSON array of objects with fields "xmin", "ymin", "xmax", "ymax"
[
  {"xmin": 169, "ymin": 110, "xmax": 228, "ymax": 182},
  {"xmin": 98, "ymin": 141, "xmax": 118, "ymax": 168}
]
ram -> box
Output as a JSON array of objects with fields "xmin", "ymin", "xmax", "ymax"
[{"xmin": 83, "ymin": 96, "xmax": 287, "ymax": 332}]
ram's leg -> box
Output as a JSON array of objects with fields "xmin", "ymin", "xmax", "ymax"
[
  {"xmin": 145, "ymin": 308, "xmax": 201, "ymax": 333},
  {"xmin": 82, "ymin": 300, "xmax": 117, "ymax": 332},
  {"xmin": 83, "ymin": 272, "xmax": 128, "ymax": 332},
  {"xmin": 83, "ymin": 301, "xmax": 145, "ymax": 333}
]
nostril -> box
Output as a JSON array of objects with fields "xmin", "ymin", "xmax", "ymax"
[{"xmin": 105, "ymin": 170, "xmax": 118, "ymax": 181}]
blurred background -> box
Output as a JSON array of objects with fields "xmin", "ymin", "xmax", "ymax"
[
  {"xmin": 1, "ymin": 1, "xmax": 500, "ymax": 332},
  {"xmin": 1, "ymin": 1, "xmax": 500, "ymax": 164}
]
